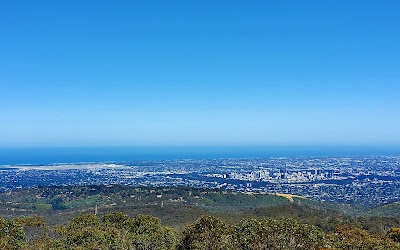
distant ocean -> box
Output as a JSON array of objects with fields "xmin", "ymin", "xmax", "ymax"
[{"xmin": 0, "ymin": 146, "xmax": 399, "ymax": 165}]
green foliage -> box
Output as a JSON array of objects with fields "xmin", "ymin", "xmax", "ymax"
[
  {"xmin": 231, "ymin": 218, "xmax": 325, "ymax": 250},
  {"xmin": 51, "ymin": 197, "xmax": 68, "ymax": 210},
  {"xmin": 3, "ymin": 185, "xmax": 400, "ymax": 249},
  {"xmin": 327, "ymin": 224, "xmax": 400, "ymax": 249},
  {"xmin": 362, "ymin": 202, "xmax": 400, "ymax": 217},
  {"xmin": 198, "ymin": 192, "xmax": 291, "ymax": 212},
  {"xmin": 14, "ymin": 216, "xmax": 48, "ymax": 242},
  {"xmin": 69, "ymin": 214, "xmax": 100, "ymax": 229},
  {"xmin": 55, "ymin": 214, "xmax": 127, "ymax": 250},
  {"xmin": 0, "ymin": 217, "xmax": 25, "ymax": 250},
  {"xmin": 4, "ymin": 212, "xmax": 400, "ymax": 250},
  {"xmin": 51, "ymin": 213, "xmax": 177, "ymax": 250},
  {"xmin": 103, "ymin": 211, "xmax": 132, "ymax": 230},
  {"xmin": 129, "ymin": 214, "xmax": 177, "ymax": 250},
  {"xmin": 388, "ymin": 228, "xmax": 400, "ymax": 243},
  {"xmin": 2, "ymin": 184, "xmax": 400, "ymax": 235},
  {"xmin": 177, "ymin": 215, "xmax": 233, "ymax": 250}
]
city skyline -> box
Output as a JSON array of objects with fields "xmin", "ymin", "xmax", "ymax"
[{"xmin": 1, "ymin": 1, "xmax": 400, "ymax": 147}]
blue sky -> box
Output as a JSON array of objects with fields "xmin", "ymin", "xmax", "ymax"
[{"xmin": 1, "ymin": 1, "xmax": 399, "ymax": 147}]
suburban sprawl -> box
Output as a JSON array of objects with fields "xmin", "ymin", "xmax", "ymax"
[{"xmin": 1, "ymin": 156, "xmax": 400, "ymax": 207}]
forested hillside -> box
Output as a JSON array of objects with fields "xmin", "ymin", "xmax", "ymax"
[
  {"xmin": 1, "ymin": 212, "xmax": 400, "ymax": 249},
  {"xmin": 1, "ymin": 185, "xmax": 400, "ymax": 232},
  {"xmin": 2, "ymin": 185, "xmax": 400, "ymax": 249}
]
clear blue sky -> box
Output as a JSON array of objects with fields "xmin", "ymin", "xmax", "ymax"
[{"xmin": 1, "ymin": 0, "xmax": 399, "ymax": 147}]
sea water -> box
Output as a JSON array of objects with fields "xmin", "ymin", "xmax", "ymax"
[{"xmin": 0, "ymin": 146, "xmax": 399, "ymax": 165}]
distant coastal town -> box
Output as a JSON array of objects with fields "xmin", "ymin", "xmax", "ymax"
[{"xmin": 1, "ymin": 156, "xmax": 400, "ymax": 207}]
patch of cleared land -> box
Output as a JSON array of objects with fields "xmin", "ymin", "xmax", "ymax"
[{"xmin": 275, "ymin": 193, "xmax": 305, "ymax": 203}]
